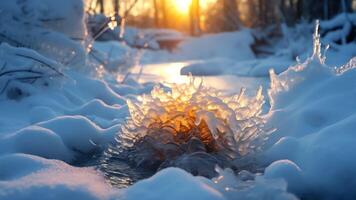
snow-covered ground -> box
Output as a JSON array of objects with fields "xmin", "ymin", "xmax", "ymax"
[{"xmin": 1, "ymin": 1, "xmax": 356, "ymax": 200}]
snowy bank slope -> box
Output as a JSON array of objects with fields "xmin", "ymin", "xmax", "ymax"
[
  {"xmin": 264, "ymin": 26, "xmax": 356, "ymax": 199},
  {"xmin": 0, "ymin": 0, "xmax": 87, "ymax": 66},
  {"xmin": 0, "ymin": 154, "xmax": 115, "ymax": 200}
]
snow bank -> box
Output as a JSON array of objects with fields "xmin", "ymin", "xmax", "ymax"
[
  {"xmin": 0, "ymin": 126, "xmax": 73, "ymax": 161},
  {"xmin": 180, "ymin": 56, "xmax": 295, "ymax": 77},
  {"xmin": 212, "ymin": 167, "xmax": 298, "ymax": 200},
  {"xmin": 178, "ymin": 20, "xmax": 354, "ymax": 78},
  {"xmin": 0, "ymin": 156, "xmax": 297, "ymax": 200},
  {"xmin": 180, "ymin": 58, "xmax": 236, "ymax": 76},
  {"xmin": 122, "ymin": 166, "xmax": 298, "ymax": 200},
  {"xmin": 0, "ymin": 154, "xmax": 114, "ymax": 200},
  {"xmin": 0, "ymin": 0, "xmax": 86, "ymax": 38},
  {"xmin": 177, "ymin": 30, "xmax": 255, "ymax": 61},
  {"xmin": 0, "ymin": 0, "xmax": 87, "ymax": 66},
  {"xmin": 321, "ymin": 13, "xmax": 356, "ymax": 45},
  {"xmin": 0, "ymin": 42, "xmax": 148, "ymax": 165},
  {"xmin": 0, "ymin": 115, "xmax": 122, "ymax": 162},
  {"xmin": 123, "ymin": 168, "xmax": 225, "ymax": 200},
  {"xmin": 264, "ymin": 23, "xmax": 356, "ymax": 198}
]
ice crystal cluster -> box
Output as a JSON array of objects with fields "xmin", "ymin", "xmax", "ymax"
[
  {"xmin": 101, "ymin": 77, "xmax": 269, "ymax": 186},
  {"xmin": 268, "ymin": 20, "xmax": 332, "ymax": 107}
]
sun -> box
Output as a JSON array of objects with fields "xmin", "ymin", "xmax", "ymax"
[{"xmin": 174, "ymin": 0, "xmax": 191, "ymax": 14}]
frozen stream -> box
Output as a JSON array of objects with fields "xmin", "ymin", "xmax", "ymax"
[{"xmin": 129, "ymin": 61, "xmax": 269, "ymax": 95}]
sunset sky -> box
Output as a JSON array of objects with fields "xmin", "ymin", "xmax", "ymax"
[{"xmin": 87, "ymin": 0, "xmax": 217, "ymax": 16}]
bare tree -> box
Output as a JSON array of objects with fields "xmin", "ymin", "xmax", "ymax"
[
  {"xmin": 113, "ymin": 0, "xmax": 120, "ymax": 15},
  {"xmin": 153, "ymin": 0, "xmax": 159, "ymax": 27},
  {"xmin": 190, "ymin": 0, "xmax": 201, "ymax": 36},
  {"xmin": 222, "ymin": 0, "xmax": 240, "ymax": 31},
  {"xmin": 97, "ymin": 0, "xmax": 104, "ymax": 14},
  {"xmin": 161, "ymin": 0, "xmax": 168, "ymax": 27}
]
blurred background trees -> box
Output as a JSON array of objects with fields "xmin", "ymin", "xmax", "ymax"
[{"xmin": 86, "ymin": 0, "xmax": 356, "ymax": 35}]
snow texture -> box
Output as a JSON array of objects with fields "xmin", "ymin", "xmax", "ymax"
[
  {"xmin": 0, "ymin": 1, "xmax": 356, "ymax": 200},
  {"xmin": 264, "ymin": 22, "xmax": 356, "ymax": 199}
]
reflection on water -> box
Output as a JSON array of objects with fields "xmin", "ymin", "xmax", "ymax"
[{"xmin": 129, "ymin": 62, "xmax": 269, "ymax": 95}]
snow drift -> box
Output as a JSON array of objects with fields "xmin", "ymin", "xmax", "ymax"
[{"xmin": 264, "ymin": 22, "xmax": 356, "ymax": 199}]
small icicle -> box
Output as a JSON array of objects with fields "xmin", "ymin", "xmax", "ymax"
[
  {"xmin": 256, "ymin": 86, "xmax": 263, "ymax": 100},
  {"xmin": 312, "ymin": 20, "xmax": 321, "ymax": 61},
  {"xmin": 312, "ymin": 20, "xmax": 325, "ymax": 64}
]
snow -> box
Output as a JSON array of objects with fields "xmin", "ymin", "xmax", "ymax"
[
  {"xmin": 0, "ymin": 0, "xmax": 87, "ymax": 66},
  {"xmin": 123, "ymin": 168, "xmax": 225, "ymax": 200},
  {"xmin": 211, "ymin": 167, "xmax": 298, "ymax": 200},
  {"xmin": 263, "ymin": 25, "xmax": 356, "ymax": 199},
  {"xmin": 0, "ymin": 154, "xmax": 114, "ymax": 200},
  {"xmin": 1, "ymin": 1, "xmax": 356, "ymax": 200},
  {"xmin": 321, "ymin": 13, "xmax": 356, "ymax": 45},
  {"xmin": 180, "ymin": 56, "xmax": 295, "ymax": 77},
  {"xmin": 177, "ymin": 29, "xmax": 255, "ymax": 61},
  {"xmin": 264, "ymin": 160, "xmax": 303, "ymax": 194}
]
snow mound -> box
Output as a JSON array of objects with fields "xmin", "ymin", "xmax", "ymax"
[
  {"xmin": 0, "ymin": 115, "xmax": 122, "ymax": 163},
  {"xmin": 123, "ymin": 166, "xmax": 298, "ymax": 200},
  {"xmin": 0, "ymin": 43, "xmax": 65, "ymax": 100},
  {"xmin": 38, "ymin": 116, "xmax": 105, "ymax": 154},
  {"xmin": 321, "ymin": 13, "xmax": 356, "ymax": 45},
  {"xmin": 264, "ymin": 21, "xmax": 356, "ymax": 199},
  {"xmin": 0, "ymin": 0, "xmax": 87, "ymax": 66},
  {"xmin": 180, "ymin": 56, "xmax": 295, "ymax": 77},
  {"xmin": 0, "ymin": 154, "xmax": 113, "ymax": 200},
  {"xmin": 177, "ymin": 30, "xmax": 255, "ymax": 61},
  {"xmin": 123, "ymin": 168, "xmax": 225, "ymax": 200},
  {"xmin": 0, "ymin": 126, "xmax": 72, "ymax": 161},
  {"xmin": 180, "ymin": 58, "xmax": 236, "ymax": 76},
  {"xmin": 211, "ymin": 167, "xmax": 298, "ymax": 200},
  {"xmin": 267, "ymin": 22, "xmax": 349, "ymax": 137}
]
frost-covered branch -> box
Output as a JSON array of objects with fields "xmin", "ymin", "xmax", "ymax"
[{"xmin": 0, "ymin": 44, "xmax": 65, "ymax": 99}]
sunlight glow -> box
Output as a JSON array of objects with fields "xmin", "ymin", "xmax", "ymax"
[{"xmin": 174, "ymin": 0, "xmax": 192, "ymax": 14}]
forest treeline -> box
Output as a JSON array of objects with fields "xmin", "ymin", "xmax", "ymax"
[{"xmin": 91, "ymin": 0, "xmax": 356, "ymax": 34}]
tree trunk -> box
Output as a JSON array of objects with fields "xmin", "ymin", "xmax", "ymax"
[
  {"xmin": 296, "ymin": 0, "xmax": 303, "ymax": 19},
  {"xmin": 190, "ymin": 0, "xmax": 201, "ymax": 36},
  {"xmin": 153, "ymin": 0, "xmax": 159, "ymax": 27},
  {"xmin": 161, "ymin": 0, "xmax": 168, "ymax": 27},
  {"xmin": 223, "ymin": 0, "xmax": 239, "ymax": 31},
  {"xmin": 113, "ymin": 0, "xmax": 120, "ymax": 15},
  {"xmin": 98, "ymin": 0, "xmax": 104, "ymax": 14}
]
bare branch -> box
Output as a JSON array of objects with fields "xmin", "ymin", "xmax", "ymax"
[
  {"xmin": 0, "ymin": 62, "xmax": 7, "ymax": 72},
  {"xmin": 0, "ymin": 69, "xmax": 43, "ymax": 77},
  {"xmin": 14, "ymin": 53, "xmax": 64, "ymax": 76},
  {"xmin": 123, "ymin": 0, "xmax": 140, "ymax": 18}
]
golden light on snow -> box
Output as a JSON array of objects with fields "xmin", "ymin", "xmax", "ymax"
[
  {"xmin": 159, "ymin": 62, "xmax": 189, "ymax": 84},
  {"xmin": 128, "ymin": 62, "xmax": 190, "ymax": 85}
]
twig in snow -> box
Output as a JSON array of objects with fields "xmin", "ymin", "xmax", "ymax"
[
  {"xmin": 0, "ymin": 69, "xmax": 43, "ymax": 77},
  {"xmin": 14, "ymin": 53, "xmax": 64, "ymax": 77}
]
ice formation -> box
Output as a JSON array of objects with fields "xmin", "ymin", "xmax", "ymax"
[
  {"xmin": 100, "ymin": 76, "xmax": 270, "ymax": 187},
  {"xmin": 268, "ymin": 20, "xmax": 332, "ymax": 108},
  {"xmin": 211, "ymin": 166, "xmax": 298, "ymax": 200}
]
